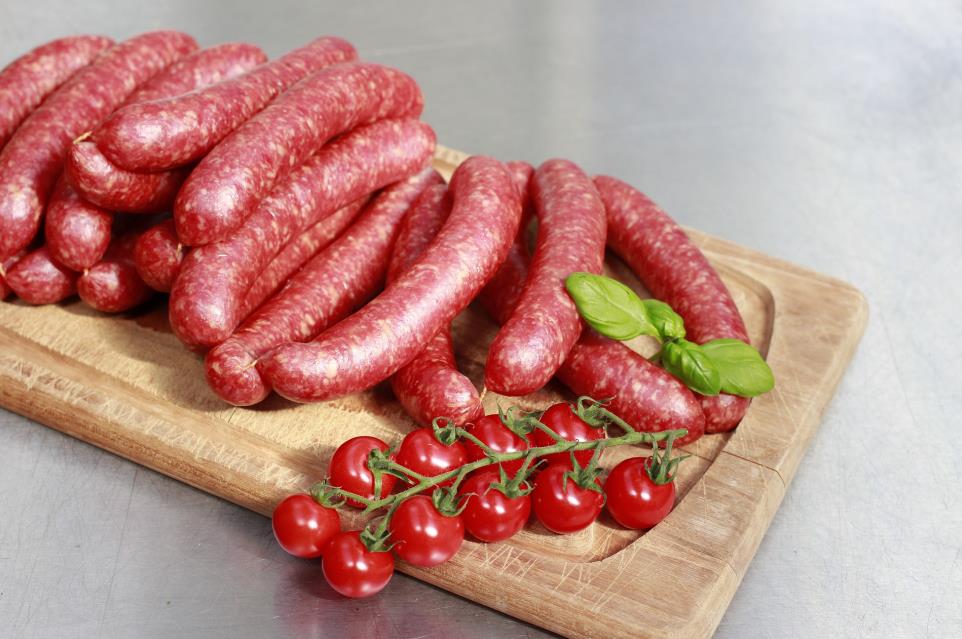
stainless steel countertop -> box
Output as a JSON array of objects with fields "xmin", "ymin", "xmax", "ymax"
[{"xmin": 2, "ymin": 1, "xmax": 960, "ymax": 637}]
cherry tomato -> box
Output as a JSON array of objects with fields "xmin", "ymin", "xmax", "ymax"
[
  {"xmin": 394, "ymin": 428, "xmax": 467, "ymax": 486},
  {"xmin": 532, "ymin": 464, "xmax": 604, "ymax": 534},
  {"xmin": 530, "ymin": 403, "xmax": 604, "ymax": 468},
  {"xmin": 271, "ymin": 493, "xmax": 341, "ymax": 558},
  {"xmin": 458, "ymin": 469, "xmax": 531, "ymax": 542},
  {"xmin": 604, "ymin": 456, "xmax": 676, "ymax": 529},
  {"xmin": 322, "ymin": 531, "xmax": 395, "ymax": 598},
  {"xmin": 388, "ymin": 495, "xmax": 464, "ymax": 567},
  {"xmin": 329, "ymin": 436, "xmax": 397, "ymax": 508},
  {"xmin": 463, "ymin": 414, "xmax": 528, "ymax": 475}
]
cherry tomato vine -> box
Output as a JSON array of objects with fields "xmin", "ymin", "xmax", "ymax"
[{"xmin": 272, "ymin": 396, "xmax": 689, "ymax": 598}]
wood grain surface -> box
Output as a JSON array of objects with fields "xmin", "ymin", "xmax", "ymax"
[{"xmin": 0, "ymin": 146, "xmax": 868, "ymax": 638}]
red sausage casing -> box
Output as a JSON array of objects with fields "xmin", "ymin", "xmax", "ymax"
[
  {"xmin": 595, "ymin": 174, "xmax": 751, "ymax": 433},
  {"xmin": 261, "ymin": 155, "xmax": 523, "ymax": 403},
  {"xmin": 0, "ymin": 35, "xmax": 114, "ymax": 149},
  {"xmin": 169, "ymin": 118, "xmax": 436, "ymax": 348},
  {"xmin": 175, "ymin": 61, "xmax": 424, "ymax": 245},
  {"xmin": 4, "ymin": 246, "xmax": 79, "ymax": 305},
  {"xmin": 133, "ymin": 219, "xmax": 182, "ymax": 292},
  {"xmin": 78, "ymin": 231, "xmax": 154, "ymax": 313},
  {"xmin": 94, "ymin": 36, "xmax": 357, "ymax": 171},
  {"xmin": 205, "ymin": 169, "xmax": 441, "ymax": 406},
  {"xmin": 485, "ymin": 159, "xmax": 607, "ymax": 396},
  {"xmin": 236, "ymin": 197, "xmax": 369, "ymax": 320},
  {"xmin": 44, "ymin": 176, "xmax": 114, "ymax": 271},
  {"xmin": 1, "ymin": 253, "xmax": 24, "ymax": 300},
  {"xmin": 124, "ymin": 42, "xmax": 267, "ymax": 104},
  {"xmin": 66, "ymin": 43, "xmax": 268, "ymax": 214},
  {"xmin": 388, "ymin": 183, "xmax": 484, "ymax": 427},
  {"xmin": 0, "ymin": 31, "xmax": 198, "ymax": 260}
]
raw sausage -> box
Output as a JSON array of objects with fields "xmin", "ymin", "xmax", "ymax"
[
  {"xmin": 132, "ymin": 198, "xmax": 366, "ymax": 296},
  {"xmin": 169, "ymin": 118, "xmax": 436, "ymax": 347},
  {"xmin": 94, "ymin": 36, "xmax": 357, "ymax": 171},
  {"xmin": 66, "ymin": 140, "xmax": 189, "ymax": 214},
  {"xmin": 0, "ymin": 35, "xmax": 114, "ymax": 149},
  {"xmin": 78, "ymin": 231, "xmax": 154, "ymax": 312},
  {"xmin": 57, "ymin": 43, "xmax": 266, "ymax": 273},
  {"xmin": 0, "ymin": 253, "xmax": 24, "ymax": 300},
  {"xmin": 175, "ymin": 61, "xmax": 424, "ymax": 245},
  {"xmin": 124, "ymin": 42, "xmax": 267, "ymax": 104},
  {"xmin": 594, "ymin": 174, "xmax": 750, "ymax": 433},
  {"xmin": 261, "ymin": 155, "xmax": 523, "ymax": 403},
  {"xmin": 44, "ymin": 176, "xmax": 113, "ymax": 270},
  {"xmin": 237, "ymin": 197, "xmax": 369, "ymax": 320},
  {"xmin": 66, "ymin": 44, "xmax": 267, "ymax": 213},
  {"xmin": 133, "ymin": 219, "xmax": 182, "ymax": 292},
  {"xmin": 477, "ymin": 160, "xmax": 533, "ymax": 314},
  {"xmin": 485, "ymin": 159, "xmax": 607, "ymax": 396},
  {"xmin": 4, "ymin": 246, "xmax": 78, "ymax": 305},
  {"xmin": 205, "ymin": 169, "xmax": 440, "ymax": 405},
  {"xmin": 477, "ymin": 202, "xmax": 706, "ymax": 445},
  {"xmin": 555, "ymin": 331, "xmax": 706, "ymax": 445},
  {"xmin": 0, "ymin": 31, "xmax": 198, "ymax": 260},
  {"xmin": 389, "ymin": 184, "xmax": 484, "ymax": 427}
]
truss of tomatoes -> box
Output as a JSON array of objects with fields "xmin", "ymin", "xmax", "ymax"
[{"xmin": 271, "ymin": 401, "xmax": 685, "ymax": 598}]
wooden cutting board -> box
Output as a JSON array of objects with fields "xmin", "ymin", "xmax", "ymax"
[{"xmin": 0, "ymin": 146, "xmax": 867, "ymax": 639}]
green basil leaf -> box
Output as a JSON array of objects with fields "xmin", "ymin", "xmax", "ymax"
[
  {"xmin": 699, "ymin": 338, "xmax": 774, "ymax": 397},
  {"xmin": 565, "ymin": 272, "xmax": 657, "ymax": 341},
  {"xmin": 642, "ymin": 299, "xmax": 686, "ymax": 340},
  {"xmin": 661, "ymin": 339, "xmax": 722, "ymax": 396}
]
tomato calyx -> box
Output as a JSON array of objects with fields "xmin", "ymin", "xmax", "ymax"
[
  {"xmin": 491, "ymin": 464, "xmax": 534, "ymax": 499},
  {"xmin": 432, "ymin": 485, "xmax": 468, "ymax": 517},
  {"xmin": 646, "ymin": 438, "xmax": 689, "ymax": 485},
  {"xmin": 359, "ymin": 521, "xmax": 393, "ymax": 554},
  {"xmin": 496, "ymin": 404, "xmax": 540, "ymax": 440},
  {"xmin": 573, "ymin": 395, "xmax": 615, "ymax": 431},
  {"xmin": 561, "ymin": 451, "xmax": 606, "ymax": 495},
  {"xmin": 310, "ymin": 479, "xmax": 345, "ymax": 508},
  {"xmin": 431, "ymin": 416, "xmax": 461, "ymax": 446},
  {"xmin": 367, "ymin": 445, "xmax": 405, "ymax": 487}
]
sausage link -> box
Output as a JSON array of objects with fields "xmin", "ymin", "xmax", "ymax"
[
  {"xmin": 477, "ymin": 193, "xmax": 706, "ymax": 445},
  {"xmin": 94, "ymin": 36, "xmax": 357, "ymax": 171},
  {"xmin": 0, "ymin": 31, "xmax": 198, "ymax": 260},
  {"xmin": 169, "ymin": 118, "xmax": 436, "ymax": 347},
  {"xmin": 175, "ymin": 61, "xmax": 424, "ymax": 245},
  {"xmin": 237, "ymin": 197, "xmax": 369, "ymax": 320},
  {"xmin": 132, "ymin": 219, "xmax": 182, "ymax": 292},
  {"xmin": 0, "ymin": 35, "xmax": 114, "ymax": 149},
  {"xmin": 206, "ymin": 169, "xmax": 441, "ymax": 406},
  {"xmin": 125, "ymin": 42, "xmax": 267, "ymax": 104},
  {"xmin": 594, "ymin": 175, "xmax": 750, "ymax": 433},
  {"xmin": 556, "ymin": 331, "xmax": 706, "ymax": 444},
  {"xmin": 485, "ymin": 159, "xmax": 607, "ymax": 396},
  {"xmin": 66, "ymin": 43, "xmax": 267, "ymax": 214},
  {"xmin": 78, "ymin": 231, "xmax": 154, "ymax": 312},
  {"xmin": 477, "ymin": 160, "xmax": 534, "ymax": 317},
  {"xmin": 1, "ymin": 253, "xmax": 24, "ymax": 300},
  {"xmin": 4, "ymin": 246, "xmax": 78, "ymax": 305},
  {"xmin": 261, "ymin": 155, "xmax": 523, "ymax": 403},
  {"xmin": 389, "ymin": 184, "xmax": 484, "ymax": 426},
  {"xmin": 66, "ymin": 140, "xmax": 190, "ymax": 214},
  {"xmin": 44, "ymin": 176, "xmax": 113, "ymax": 270}
]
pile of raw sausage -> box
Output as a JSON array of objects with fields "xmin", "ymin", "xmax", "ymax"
[{"xmin": 0, "ymin": 32, "xmax": 752, "ymax": 443}]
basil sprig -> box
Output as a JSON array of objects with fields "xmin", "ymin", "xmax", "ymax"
[
  {"xmin": 565, "ymin": 272, "xmax": 774, "ymax": 398},
  {"xmin": 563, "ymin": 272, "xmax": 658, "ymax": 340},
  {"xmin": 699, "ymin": 338, "xmax": 774, "ymax": 397}
]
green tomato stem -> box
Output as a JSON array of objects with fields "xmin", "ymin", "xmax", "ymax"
[{"xmin": 313, "ymin": 425, "xmax": 687, "ymax": 514}]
